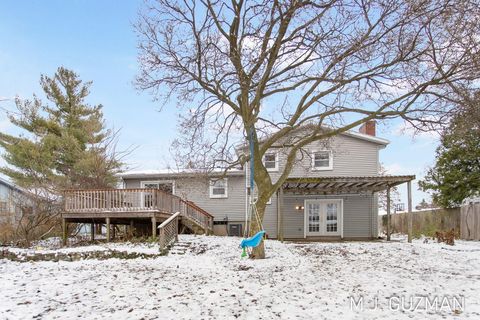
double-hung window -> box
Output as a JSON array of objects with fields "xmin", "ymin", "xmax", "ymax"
[
  {"xmin": 312, "ymin": 150, "xmax": 333, "ymax": 170},
  {"xmin": 209, "ymin": 178, "xmax": 228, "ymax": 198},
  {"xmin": 263, "ymin": 152, "xmax": 278, "ymax": 171}
]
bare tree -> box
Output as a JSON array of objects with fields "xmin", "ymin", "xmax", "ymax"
[
  {"xmin": 9, "ymin": 190, "xmax": 61, "ymax": 247},
  {"xmin": 136, "ymin": 0, "xmax": 480, "ymax": 258},
  {"xmin": 377, "ymin": 164, "xmax": 400, "ymax": 212}
]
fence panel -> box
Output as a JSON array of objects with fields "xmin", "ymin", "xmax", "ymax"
[{"xmin": 461, "ymin": 203, "xmax": 480, "ymax": 240}]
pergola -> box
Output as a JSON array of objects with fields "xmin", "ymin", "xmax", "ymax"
[{"xmin": 277, "ymin": 175, "xmax": 416, "ymax": 241}]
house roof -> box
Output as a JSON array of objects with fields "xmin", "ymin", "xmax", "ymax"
[
  {"xmin": 283, "ymin": 175, "xmax": 415, "ymax": 194},
  {"xmin": 120, "ymin": 168, "xmax": 245, "ymax": 179},
  {"xmin": 235, "ymin": 125, "xmax": 389, "ymax": 153},
  {"xmin": 0, "ymin": 176, "xmax": 23, "ymax": 193},
  {"xmin": 341, "ymin": 131, "xmax": 389, "ymax": 145}
]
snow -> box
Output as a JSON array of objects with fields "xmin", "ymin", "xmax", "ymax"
[
  {"xmin": 4, "ymin": 238, "xmax": 160, "ymax": 256},
  {"xmin": 1, "ymin": 235, "xmax": 480, "ymax": 319},
  {"xmin": 120, "ymin": 167, "xmax": 244, "ymax": 178}
]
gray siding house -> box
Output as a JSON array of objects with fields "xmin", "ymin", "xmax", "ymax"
[
  {"xmin": 0, "ymin": 177, "xmax": 24, "ymax": 225},
  {"xmin": 120, "ymin": 121, "xmax": 414, "ymax": 240}
]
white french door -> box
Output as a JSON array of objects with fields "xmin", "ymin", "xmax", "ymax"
[{"xmin": 304, "ymin": 199, "xmax": 342, "ymax": 237}]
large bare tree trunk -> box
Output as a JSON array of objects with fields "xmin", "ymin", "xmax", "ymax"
[
  {"xmin": 135, "ymin": 0, "xmax": 480, "ymax": 259},
  {"xmin": 249, "ymin": 202, "xmax": 267, "ymax": 259}
]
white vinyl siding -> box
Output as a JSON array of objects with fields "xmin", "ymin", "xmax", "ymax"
[{"xmin": 282, "ymin": 194, "xmax": 376, "ymax": 239}]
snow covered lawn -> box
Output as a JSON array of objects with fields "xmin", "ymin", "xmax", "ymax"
[{"xmin": 1, "ymin": 235, "xmax": 479, "ymax": 319}]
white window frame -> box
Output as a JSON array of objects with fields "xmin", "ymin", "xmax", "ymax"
[
  {"xmin": 311, "ymin": 150, "xmax": 333, "ymax": 171},
  {"xmin": 209, "ymin": 178, "xmax": 228, "ymax": 199},
  {"xmin": 263, "ymin": 152, "xmax": 279, "ymax": 172},
  {"xmin": 140, "ymin": 180, "xmax": 176, "ymax": 195}
]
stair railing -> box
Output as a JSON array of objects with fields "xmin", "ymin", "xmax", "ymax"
[
  {"xmin": 158, "ymin": 211, "xmax": 181, "ymax": 253},
  {"xmin": 180, "ymin": 200, "xmax": 214, "ymax": 233}
]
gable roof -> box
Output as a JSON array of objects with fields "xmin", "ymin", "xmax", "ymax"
[
  {"xmin": 341, "ymin": 131, "xmax": 389, "ymax": 145},
  {"xmin": 235, "ymin": 125, "xmax": 389, "ymax": 153}
]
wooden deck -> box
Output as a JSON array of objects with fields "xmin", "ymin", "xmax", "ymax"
[{"xmin": 62, "ymin": 188, "xmax": 214, "ymax": 247}]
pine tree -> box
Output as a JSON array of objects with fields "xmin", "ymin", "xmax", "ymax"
[
  {"xmin": 419, "ymin": 94, "xmax": 480, "ymax": 208},
  {"xmin": 0, "ymin": 67, "xmax": 123, "ymax": 193}
]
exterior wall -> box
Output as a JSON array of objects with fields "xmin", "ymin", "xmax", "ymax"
[
  {"xmin": 248, "ymin": 133, "xmax": 383, "ymax": 239},
  {"xmin": 122, "ymin": 133, "xmax": 384, "ymax": 239},
  {"xmin": 255, "ymin": 134, "xmax": 381, "ymax": 185},
  {"xmin": 282, "ymin": 193, "xmax": 377, "ymax": 239},
  {"xmin": 123, "ymin": 175, "xmax": 249, "ymax": 231},
  {"xmin": 0, "ymin": 181, "xmax": 22, "ymax": 225},
  {"xmin": 263, "ymin": 193, "xmax": 278, "ymax": 239}
]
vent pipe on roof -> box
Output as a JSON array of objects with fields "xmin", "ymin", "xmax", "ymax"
[{"xmin": 359, "ymin": 120, "xmax": 376, "ymax": 136}]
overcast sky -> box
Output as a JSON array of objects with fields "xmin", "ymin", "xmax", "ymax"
[{"xmin": 0, "ymin": 0, "xmax": 441, "ymax": 208}]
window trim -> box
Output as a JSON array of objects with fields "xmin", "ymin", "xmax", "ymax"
[
  {"xmin": 263, "ymin": 151, "xmax": 279, "ymax": 172},
  {"xmin": 209, "ymin": 178, "xmax": 228, "ymax": 199},
  {"xmin": 140, "ymin": 180, "xmax": 176, "ymax": 195},
  {"xmin": 311, "ymin": 150, "xmax": 333, "ymax": 171}
]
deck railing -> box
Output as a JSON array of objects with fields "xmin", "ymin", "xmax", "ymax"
[
  {"xmin": 181, "ymin": 200, "xmax": 214, "ymax": 233},
  {"xmin": 63, "ymin": 189, "xmax": 214, "ymax": 234},
  {"xmin": 64, "ymin": 189, "xmax": 181, "ymax": 214}
]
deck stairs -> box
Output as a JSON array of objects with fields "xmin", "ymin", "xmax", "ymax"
[
  {"xmin": 158, "ymin": 198, "xmax": 214, "ymax": 253},
  {"xmin": 168, "ymin": 240, "xmax": 193, "ymax": 255}
]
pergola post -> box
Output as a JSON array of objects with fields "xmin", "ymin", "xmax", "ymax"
[
  {"xmin": 278, "ymin": 187, "xmax": 284, "ymax": 242},
  {"xmin": 106, "ymin": 217, "xmax": 111, "ymax": 242},
  {"xmin": 386, "ymin": 186, "xmax": 391, "ymax": 241},
  {"xmin": 90, "ymin": 223, "xmax": 95, "ymax": 242},
  {"xmin": 407, "ymin": 180, "xmax": 413, "ymax": 243}
]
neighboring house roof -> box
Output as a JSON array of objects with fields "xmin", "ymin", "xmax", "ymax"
[
  {"xmin": 0, "ymin": 176, "xmax": 24, "ymax": 193},
  {"xmin": 120, "ymin": 168, "xmax": 245, "ymax": 179}
]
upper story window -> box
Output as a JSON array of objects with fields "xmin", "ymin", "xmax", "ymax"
[
  {"xmin": 312, "ymin": 150, "xmax": 333, "ymax": 170},
  {"xmin": 263, "ymin": 152, "xmax": 278, "ymax": 171},
  {"xmin": 209, "ymin": 178, "xmax": 228, "ymax": 198}
]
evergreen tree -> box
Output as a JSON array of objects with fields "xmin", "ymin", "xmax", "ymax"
[
  {"xmin": 419, "ymin": 94, "xmax": 480, "ymax": 208},
  {"xmin": 0, "ymin": 67, "xmax": 123, "ymax": 193}
]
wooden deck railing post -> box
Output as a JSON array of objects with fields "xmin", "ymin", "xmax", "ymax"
[{"xmin": 106, "ymin": 191, "xmax": 111, "ymax": 210}]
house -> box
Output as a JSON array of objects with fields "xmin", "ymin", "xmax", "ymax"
[
  {"xmin": 62, "ymin": 121, "xmax": 415, "ymax": 245},
  {"xmin": 0, "ymin": 177, "xmax": 23, "ymax": 225}
]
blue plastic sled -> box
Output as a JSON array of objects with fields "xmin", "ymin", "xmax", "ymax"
[{"xmin": 240, "ymin": 230, "xmax": 266, "ymax": 248}]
